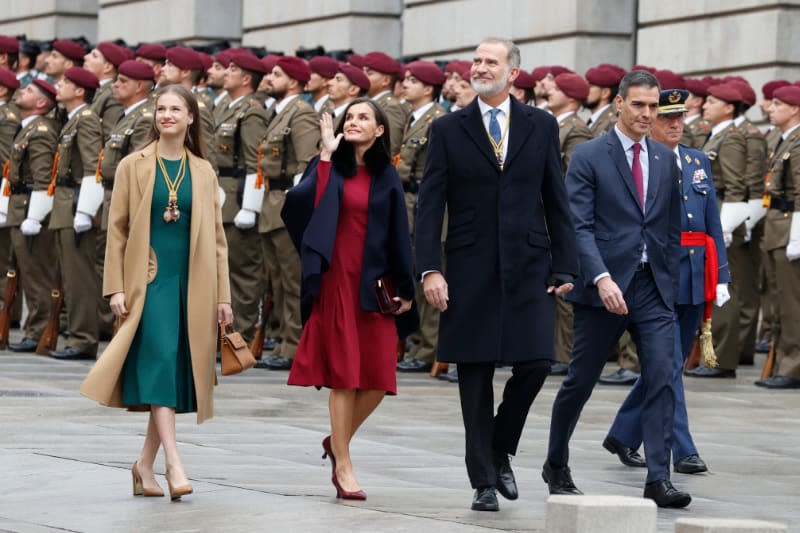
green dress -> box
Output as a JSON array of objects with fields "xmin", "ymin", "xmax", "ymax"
[{"xmin": 122, "ymin": 158, "xmax": 195, "ymax": 413}]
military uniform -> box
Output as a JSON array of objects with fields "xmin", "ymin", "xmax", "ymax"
[
  {"xmin": 6, "ymin": 114, "xmax": 59, "ymax": 344},
  {"xmin": 760, "ymin": 125, "xmax": 784, "ymax": 343},
  {"xmin": 90, "ymin": 80, "xmax": 123, "ymax": 142},
  {"xmin": 215, "ymin": 93, "xmax": 270, "ymax": 341},
  {"xmin": 257, "ymin": 95, "xmax": 320, "ymax": 360},
  {"xmin": 373, "ymin": 91, "xmax": 409, "ymax": 157},
  {"xmin": 196, "ymin": 98, "xmax": 217, "ymax": 172},
  {"xmin": 0, "ymin": 100, "xmax": 22, "ymax": 323},
  {"xmin": 212, "ymin": 91, "xmax": 231, "ymax": 124},
  {"xmin": 683, "ymin": 115, "xmax": 711, "ymax": 150},
  {"xmin": 587, "ymin": 103, "xmax": 616, "ymax": 138},
  {"xmin": 48, "ymin": 104, "xmax": 103, "ymax": 355}
]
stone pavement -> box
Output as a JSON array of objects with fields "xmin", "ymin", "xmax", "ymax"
[{"xmin": 1, "ymin": 346, "xmax": 798, "ymax": 533}]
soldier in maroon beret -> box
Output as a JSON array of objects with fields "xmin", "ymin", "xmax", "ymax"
[
  {"xmin": 584, "ymin": 65, "xmax": 626, "ymax": 137},
  {"xmin": 347, "ymin": 53, "xmax": 364, "ymax": 69},
  {"xmin": 83, "ymin": 42, "xmax": 128, "ymax": 138},
  {"xmin": 681, "ymin": 78, "xmax": 712, "ymax": 149},
  {"xmin": 206, "ymin": 49, "xmax": 232, "ymax": 114},
  {"xmin": 0, "ymin": 35, "xmax": 19, "ymax": 71},
  {"xmin": 307, "ymin": 56, "xmax": 338, "ymax": 113},
  {"xmin": 135, "ymin": 43, "xmax": 167, "ymax": 84},
  {"xmin": 760, "ymin": 80, "xmax": 792, "ymax": 152},
  {"xmin": 361, "ymin": 52, "xmax": 408, "ymax": 156},
  {"xmin": 45, "ymin": 39, "xmax": 86, "ymax": 82},
  {"xmin": 530, "ymin": 66, "xmax": 551, "ymax": 108},
  {"xmin": 510, "ymin": 70, "xmax": 535, "ymax": 105},
  {"xmin": 0, "ymin": 65, "xmax": 20, "ymax": 92},
  {"xmin": 0, "ymin": 63, "xmax": 20, "ymax": 327},
  {"xmin": 654, "ymin": 69, "xmax": 686, "ymax": 91},
  {"xmin": 327, "ymin": 63, "xmax": 370, "ymax": 128}
]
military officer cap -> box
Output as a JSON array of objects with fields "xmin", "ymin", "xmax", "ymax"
[
  {"xmin": 762, "ymin": 80, "xmax": 791, "ymax": 99},
  {"xmin": 347, "ymin": 53, "xmax": 364, "ymax": 68},
  {"xmin": 309, "ymin": 56, "xmax": 338, "ymax": 79},
  {"xmin": 338, "ymin": 63, "xmax": 370, "ymax": 91},
  {"xmin": 513, "ymin": 69, "xmax": 535, "ymax": 90},
  {"xmin": 32, "ymin": 79, "xmax": 57, "ymax": 100},
  {"xmin": 118, "ymin": 59, "xmax": 155, "ymax": 81},
  {"xmin": 685, "ymin": 78, "xmax": 710, "ymax": 97},
  {"xmin": 657, "ymin": 89, "xmax": 689, "ymax": 115},
  {"xmin": 229, "ymin": 51, "xmax": 266, "ymax": 74},
  {"xmin": 276, "ymin": 56, "xmax": 311, "ymax": 83},
  {"xmin": 362, "ymin": 51, "xmax": 401, "ymax": 76},
  {"xmin": 167, "ymin": 46, "xmax": 203, "ymax": 71},
  {"xmin": 64, "ymin": 66, "xmax": 99, "ymax": 89},
  {"xmin": 53, "ymin": 39, "xmax": 86, "ymax": 61},
  {"xmin": 530, "ymin": 66, "xmax": 550, "ymax": 82},
  {"xmin": 405, "ymin": 60, "xmax": 446, "ymax": 87},
  {"xmin": 96, "ymin": 41, "xmax": 127, "ymax": 67},
  {"xmin": 585, "ymin": 64, "xmax": 626, "ymax": 87},
  {"xmin": 708, "ymin": 83, "xmax": 742, "ymax": 104},
  {"xmin": 0, "ymin": 66, "xmax": 20, "ymax": 90},
  {"xmin": 0, "ymin": 35, "xmax": 19, "ymax": 54},
  {"xmin": 773, "ymin": 85, "xmax": 800, "ymax": 106},
  {"xmin": 728, "ymin": 80, "xmax": 756, "ymax": 106},
  {"xmin": 549, "ymin": 66, "xmax": 573, "ymax": 77},
  {"xmin": 654, "ymin": 69, "xmax": 686, "ymax": 90},
  {"xmin": 554, "ymin": 72, "xmax": 589, "ymax": 101},
  {"xmin": 135, "ymin": 43, "xmax": 167, "ymax": 61}
]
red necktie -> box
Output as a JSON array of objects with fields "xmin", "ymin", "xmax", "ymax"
[{"xmin": 632, "ymin": 142, "xmax": 644, "ymax": 209}]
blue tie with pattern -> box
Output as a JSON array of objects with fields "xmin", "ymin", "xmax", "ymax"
[{"xmin": 489, "ymin": 108, "xmax": 501, "ymax": 144}]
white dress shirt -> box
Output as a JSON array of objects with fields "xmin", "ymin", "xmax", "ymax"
[{"xmin": 476, "ymin": 96, "xmax": 511, "ymax": 162}]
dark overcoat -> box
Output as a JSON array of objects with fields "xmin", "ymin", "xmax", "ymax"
[{"xmin": 415, "ymin": 97, "xmax": 579, "ymax": 363}]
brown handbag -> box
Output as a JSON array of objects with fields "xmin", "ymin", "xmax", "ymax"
[{"xmin": 219, "ymin": 323, "xmax": 256, "ymax": 376}]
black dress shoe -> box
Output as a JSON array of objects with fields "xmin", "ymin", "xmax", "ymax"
[
  {"xmin": 549, "ymin": 362, "xmax": 569, "ymax": 376},
  {"xmin": 755, "ymin": 375, "xmax": 800, "ymax": 389},
  {"xmin": 754, "ymin": 339, "xmax": 770, "ymax": 353},
  {"xmin": 643, "ymin": 479, "xmax": 691, "ymax": 508},
  {"xmin": 603, "ymin": 435, "xmax": 646, "ymax": 467},
  {"xmin": 674, "ymin": 454, "xmax": 707, "ymax": 474},
  {"xmin": 263, "ymin": 337, "xmax": 277, "ymax": 352},
  {"xmin": 396, "ymin": 358, "xmax": 433, "ymax": 372},
  {"xmin": 48, "ymin": 347, "xmax": 96, "ymax": 360},
  {"xmin": 542, "ymin": 462, "xmax": 583, "ymax": 495},
  {"xmin": 493, "ymin": 451, "xmax": 518, "ymax": 500},
  {"xmin": 9, "ymin": 337, "xmax": 37, "ymax": 352},
  {"xmin": 438, "ymin": 367, "xmax": 458, "ymax": 383},
  {"xmin": 9, "ymin": 320, "xmax": 20, "ymax": 329},
  {"xmin": 685, "ymin": 366, "xmax": 735, "ymax": 378},
  {"xmin": 471, "ymin": 487, "xmax": 499, "ymax": 511},
  {"xmin": 598, "ymin": 368, "xmax": 640, "ymax": 385},
  {"xmin": 257, "ymin": 355, "xmax": 293, "ymax": 370}
]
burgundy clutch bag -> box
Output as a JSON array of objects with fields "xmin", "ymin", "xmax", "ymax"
[{"xmin": 373, "ymin": 276, "xmax": 401, "ymax": 314}]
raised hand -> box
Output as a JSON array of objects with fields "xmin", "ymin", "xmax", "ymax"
[{"xmin": 319, "ymin": 113, "xmax": 343, "ymax": 160}]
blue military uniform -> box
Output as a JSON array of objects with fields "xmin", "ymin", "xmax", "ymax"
[{"xmin": 607, "ymin": 90, "xmax": 730, "ymax": 467}]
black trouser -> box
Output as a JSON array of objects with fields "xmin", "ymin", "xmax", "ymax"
[{"xmin": 457, "ymin": 360, "xmax": 550, "ymax": 488}]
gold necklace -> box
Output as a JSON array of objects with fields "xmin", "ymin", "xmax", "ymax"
[
  {"xmin": 156, "ymin": 145, "xmax": 187, "ymax": 223},
  {"xmin": 486, "ymin": 113, "xmax": 510, "ymax": 170}
]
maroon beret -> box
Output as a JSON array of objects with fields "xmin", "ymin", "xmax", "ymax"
[
  {"xmin": 64, "ymin": 66, "xmax": 99, "ymax": 89},
  {"xmin": 135, "ymin": 43, "xmax": 167, "ymax": 61},
  {"xmin": 276, "ymin": 56, "xmax": 310, "ymax": 83},
  {"xmin": 261, "ymin": 54, "xmax": 280, "ymax": 74},
  {"xmin": 338, "ymin": 63, "xmax": 370, "ymax": 91},
  {"xmin": 685, "ymin": 78, "xmax": 710, "ymax": 97},
  {"xmin": 229, "ymin": 51, "xmax": 266, "ymax": 74},
  {"xmin": 585, "ymin": 65, "xmax": 625, "ymax": 87},
  {"xmin": 347, "ymin": 53, "xmax": 364, "ymax": 68},
  {"xmin": 118, "ymin": 59, "xmax": 155, "ymax": 81},
  {"xmin": 53, "ymin": 39, "xmax": 86, "ymax": 61},
  {"xmin": 0, "ymin": 66, "xmax": 19, "ymax": 90},
  {"xmin": 167, "ymin": 46, "xmax": 203, "ymax": 71},
  {"xmin": 455, "ymin": 62, "xmax": 472, "ymax": 82},
  {"xmin": 773, "ymin": 86, "xmax": 800, "ymax": 106},
  {"xmin": 197, "ymin": 51, "xmax": 213, "ymax": 72},
  {"xmin": 405, "ymin": 60, "xmax": 446, "ymax": 87},
  {"xmin": 762, "ymin": 80, "xmax": 790, "ymax": 99},
  {"xmin": 32, "ymin": 79, "xmax": 57, "ymax": 100},
  {"xmin": 0, "ymin": 35, "xmax": 19, "ymax": 54},
  {"xmin": 530, "ymin": 66, "xmax": 550, "ymax": 82},
  {"xmin": 632, "ymin": 64, "xmax": 657, "ymax": 74},
  {"xmin": 728, "ymin": 80, "xmax": 756, "ymax": 106},
  {"xmin": 708, "ymin": 83, "xmax": 742, "ymax": 104},
  {"xmin": 554, "ymin": 73, "xmax": 590, "ymax": 101},
  {"xmin": 96, "ymin": 42, "xmax": 126, "ymax": 67},
  {"xmin": 214, "ymin": 49, "xmax": 232, "ymax": 68},
  {"xmin": 362, "ymin": 51, "xmax": 401, "ymax": 75},
  {"xmin": 549, "ymin": 66, "xmax": 573, "ymax": 77},
  {"xmin": 654, "ymin": 69, "xmax": 686, "ymax": 90},
  {"xmin": 309, "ymin": 56, "xmax": 338, "ymax": 79},
  {"xmin": 445, "ymin": 61, "xmax": 461, "ymax": 74},
  {"xmin": 513, "ymin": 70, "xmax": 535, "ymax": 90}
]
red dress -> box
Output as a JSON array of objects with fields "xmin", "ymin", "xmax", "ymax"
[{"xmin": 288, "ymin": 160, "xmax": 399, "ymax": 394}]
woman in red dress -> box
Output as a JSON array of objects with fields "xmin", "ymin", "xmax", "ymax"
[{"xmin": 283, "ymin": 98, "xmax": 416, "ymax": 500}]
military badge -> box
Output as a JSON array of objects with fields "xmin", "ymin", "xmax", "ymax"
[
  {"xmin": 684, "ymin": 153, "xmax": 692, "ymax": 164},
  {"xmin": 692, "ymin": 169, "xmax": 707, "ymax": 183},
  {"xmin": 668, "ymin": 91, "xmax": 681, "ymax": 104},
  {"xmin": 706, "ymin": 151, "xmax": 717, "ymax": 161},
  {"xmin": 783, "ymin": 152, "xmax": 791, "ymax": 160},
  {"xmin": 694, "ymin": 158, "xmax": 701, "ymax": 165},
  {"xmin": 271, "ymin": 146, "xmax": 281, "ymax": 158}
]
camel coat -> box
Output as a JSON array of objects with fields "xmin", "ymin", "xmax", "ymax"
[{"xmin": 80, "ymin": 142, "xmax": 231, "ymax": 423}]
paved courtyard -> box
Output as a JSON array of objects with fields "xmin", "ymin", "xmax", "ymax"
[{"xmin": 1, "ymin": 344, "xmax": 798, "ymax": 532}]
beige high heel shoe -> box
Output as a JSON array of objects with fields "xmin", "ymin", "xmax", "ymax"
[
  {"xmin": 166, "ymin": 469, "xmax": 193, "ymax": 501},
  {"xmin": 131, "ymin": 462, "xmax": 164, "ymax": 497}
]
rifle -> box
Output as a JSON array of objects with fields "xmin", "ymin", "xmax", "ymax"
[
  {"xmin": 0, "ymin": 251, "xmax": 18, "ymax": 349},
  {"xmin": 249, "ymin": 291, "xmax": 274, "ymax": 359},
  {"xmin": 760, "ymin": 330, "xmax": 779, "ymax": 381},
  {"xmin": 36, "ymin": 269, "xmax": 63, "ymax": 355},
  {"xmin": 684, "ymin": 335, "xmax": 701, "ymax": 372}
]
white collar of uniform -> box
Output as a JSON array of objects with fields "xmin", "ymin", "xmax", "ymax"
[
  {"xmin": 412, "ymin": 101, "xmax": 435, "ymax": 122},
  {"xmin": 68, "ymin": 103, "xmax": 88, "ymax": 120},
  {"xmin": 589, "ymin": 103, "xmax": 610, "ymax": 125},
  {"xmin": 710, "ymin": 119, "xmax": 734, "ymax": 138},
  {"xmin": 555, "ymin": 110, "xmax": 575, "ymax": 123},
  {"xmin": 684, "ymin": 113, "xmax": 700, "ymax": 125},
  {"xmin": 0, "ymin": 99, "xmax": 5, "ymax": 106},
  {"xmin": 15, "ymin": 70, "xmax": 28, "ymax": 81},
  {"xmin": 313, "ymin": 94, "xmax": 329, "ymax": 112},
  {"xmin": 673, "ymin": 144, "xmax": 682, "ymax": 170},
  {"xmin": 275, "ymin": 93, "xmax": 299, "ymax": 115},
  {"xmin": 477, "ymin": 95, "xmax": 511, "ymax": 121},
  {"xmin": 214, "ymin": 89, "xmax": 229, "ymax": 107},
  {"xmin": 124, "ymin": 99, "xmax": 148, "ymax": 116},
  {"xmin": 264, "ymin": 96, "xmax": 276, "ymax": 109},
  {"xmin": 20, "ymin": 115, "xmax": 38, "ymax": 129},
  {"xmin": 782, "ymin": 123, "xmax": 800, "ymax": 140},
  {"xmin": 371, "ymin": 90, "xmax": 391, "ymax": 101},
  {"xmin": 334, "ymin": 102, "xmax": 349, "ymax": 117},
  {"xmin": 733, "ymin": 115, "xmax": 746, "ymax": 127},
  {"xmin": 614, "ymin": 124, "xmax": 647, "ymax": 156},
  {"xmin": 99, "ymin": 77, "xmax": 113, "ymax": 87},
  {"xmin": 227, "ymin": 94, "xmax": 245, "ymax": 109}
]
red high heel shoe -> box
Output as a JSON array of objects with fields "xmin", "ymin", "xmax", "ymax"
[
  {"xmin": 322, "ymin": 435, "xmax": 336, "ymax": 475},
  {"xmin": 331, "ymin": 471, "xmax": 366, "ymax": 501}
]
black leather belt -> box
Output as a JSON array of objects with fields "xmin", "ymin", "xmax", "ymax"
[
  {"xmin": 635, "ymin": 262, "xmax": 651, "ymax": 272},
  {"xmin": 9, "ymin": 182, "xmax": 32, "ymax": 195},
  {"xmin": 402, "ymin": 180, "xmax": 419, "ymax": 194},
  {"xmin": 217, "ymin": 166, "xmax": 246, "ymax": 179},
  {"xmin": 769, "ymin": 197, "xmax": 794, "ymax": 212},
  {"xmin": 56, "ymin": 176, "xmax": 78, "ymax": 187},
  {"xmin": 268, "ymin": 177, "xmax": 293, "ymax": 191}
]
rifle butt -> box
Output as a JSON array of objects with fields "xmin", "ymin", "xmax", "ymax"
[
  {"xmin": 684, "ymin": 335, "xmax": 701, "ymax": 371},
  {"xmin": 760, "ymin": 341, "xmax": 776, "ymax": 381},
  {"xmin": 249, "ymin": 326, "xmax": 265, "ymax": 359}
]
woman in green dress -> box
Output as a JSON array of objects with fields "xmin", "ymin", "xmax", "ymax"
[{"xmin": 82, "ymin": 84, "xmax": 232, "ymax": 501}]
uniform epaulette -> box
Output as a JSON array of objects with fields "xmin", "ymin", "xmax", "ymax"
[
  {"xmin": 198, "ymin": 101, "xmax": 206, "ymax": 109},
  {"xmin": 37, "ymin": 124, "xmax": 49, "ymax": 132},
  {"xmin": 81, "ymin": 108, "xmax": 93, "ymax": 116},
  {"xmin": 6, "ymin": 111, "xmax": 16, "ymax": 120}
]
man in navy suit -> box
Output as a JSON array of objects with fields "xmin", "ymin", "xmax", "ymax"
[
  {"xmin": 416, "ymin": 38, "xmax": 579, "ymax": 512},
  {"xmin": 605, "ymin": 89, "xmax": 731, "ymax": 476},
  {"xmin": 543, "ymin": 71, "xmax": 692, "ymax": 508}
]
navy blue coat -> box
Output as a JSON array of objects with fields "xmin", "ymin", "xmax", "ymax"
[
  {"xmin": 566, "ymin": 130, "xmax": 682, "ymax": 309},
  {"xmin": 676, "ymin": 145, "xmax": 731, "ymax": 305},
  {"xmin": 281, "ymin": 156, "xmax": 419, "ymax": 338},
  {"xmin": 415, "ymin": 97, "xmax": 579, "ymax": 363}
]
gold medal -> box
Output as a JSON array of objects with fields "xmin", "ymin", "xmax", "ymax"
[{"xmin": 156, "ymin": 144, "xmax": 187, "ymax": 223}]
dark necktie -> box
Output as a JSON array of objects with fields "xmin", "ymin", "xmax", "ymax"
[
  {"xmin": 632, "ymin": 143, "xmax": 645, "ymax": 209},
  {"xmin": 489, "ymin": 109, "xmax": 501, "ymax": 144},
  {"xmin": 586, "ymin": 117, "xmax": 593, "ymax": 127}
]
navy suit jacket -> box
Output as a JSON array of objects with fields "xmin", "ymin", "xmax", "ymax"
[{"xmin": 566, "ymin": 129, "xmax": 681, "ymax": 310}]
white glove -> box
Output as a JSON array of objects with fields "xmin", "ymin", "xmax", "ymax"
[
  {"xmin": 715, "ymin": 283, "xmax": 730, "ymax": 307},
  {"xmin": 76, "ymin": 176, "xmax": 104, "ymax": 216},
  {"xmin": 745, "ymin": 198, "xmax": 767, "ymax": 232},
  {"xmin": 719, "ymin": 201, "xmax": 750, "ymax": 233},
  {"xmin": 233, "ymin": 208, "xmax": 256, "ymax": 229},
  {"xmin": 723, "ymin": 232, "xmax": 732, "ymax": 248},
  {"xmin": 788, "ymin": 212, "xmax": 800, "ymax": 261},
  {"xmin": 20, "ymin": 218, "xmax": 42, "ymax": 236},
  {"xmin": 73, "ymin": 212, "xmax": 93, "ymax": 233},
  {"xmin": 241, "ymin": 173, "xmax": 265, "ymax": 212},
  {"xmin": 293, "ymin": 172, "xmax": 303, "ymax": 187},
  {"xmin": 218, "ymin": 186, "xmax": 226, "ymax": 207}
]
